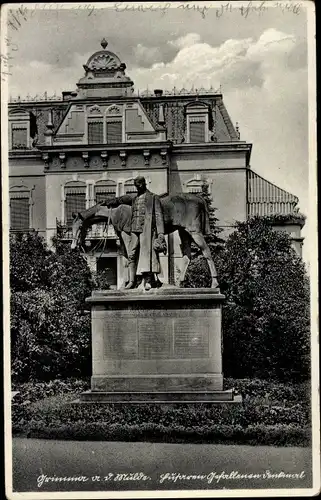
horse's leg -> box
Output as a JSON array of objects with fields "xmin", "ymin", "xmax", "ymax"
[
  {"xmin": 189, "ymin": 232, "xmax": 219, "ymax": 288},
  {"xmin": 178, "ymin": 229, "xmax": 192, "ymax": 286},
  {"xmin": 119, "ymin": 231, "xmax": 131, "ymax": 288}
]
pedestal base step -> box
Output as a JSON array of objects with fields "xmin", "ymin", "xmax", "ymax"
[{"xmin": 78, "ymin": 390, "xmax": 242, "ymax": 404}]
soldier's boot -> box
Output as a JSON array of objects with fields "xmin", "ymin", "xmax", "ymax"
[
  {"xmin": 124, "ymin": 263, "xmax": 136, "ymax": 289},
  {"xmin": 143, "ymin": 273, "xmax": 152, "ymax": 291}
]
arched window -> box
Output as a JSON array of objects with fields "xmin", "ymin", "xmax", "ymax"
[
  {"xmin": 9, "ymin": 185, "xmax": 32, "ymax": 231},
  {"xmin": 88, "ymin": 105, "xmax": 103, "ymax": 144},
  {"xmin": 105, "ymin": 105, "xmax": 123, "ymax": 144},
  {"xmin": 186, "ymin": 178, "xmax": 204, "ymax": 193},
  {"xmin": 94, "ymin": 179, "xmax": 117, "ymax": 203},
  {"xmin": 124, "ymin": 179, "xmax": 137, "ymax": 194},
  {"xmin": 64, "ymin": 181, "xmax": 86, "ymax": 226}
]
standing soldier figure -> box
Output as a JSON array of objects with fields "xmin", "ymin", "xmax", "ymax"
[{"xmin": 104, "ymin": 176, "xmax": 167, "ymax": 290}]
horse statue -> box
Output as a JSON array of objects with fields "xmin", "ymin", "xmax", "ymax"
[{"xmin": 71, "ymin": 193, "xmax": 219, "ymax": 288}]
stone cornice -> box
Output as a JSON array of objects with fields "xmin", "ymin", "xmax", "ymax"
[
  {"xmin": 8, "ymin": 101, "xmax": 67, "ymax": 109},
  {"xmin": 173, "ymin": 142, "xmax": 252, "ymax": 163},
  {"xmin": 36, "ymin": 141, "xmax": 173, "ymax": 154},
  {"xmin": 9, "ymin": 150, "xmax": 42, "ymax": 160}
]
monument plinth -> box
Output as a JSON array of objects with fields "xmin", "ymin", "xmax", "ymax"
[{"xmin": 80, "ymin": 287, "xmax": 239, "ymax": 403}]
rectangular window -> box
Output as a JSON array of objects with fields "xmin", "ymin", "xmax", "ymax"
[
  {"xmin": 65, "ymin": 193, "xmax": 86, "ymax": 226},
  {"xmin": 189, "ymin": 121, "xmax": 206, "ymax": 143},
  {"xmin": 106, "ymin": 121, "xmax": 122, "ymax": 144},
  {"xmin": 12, "ymin": 128, "xmax": 28, "ymax": 149},
  {"xmin": 10, "ymin": 197, "xmax": 29, "ymax": 230},
  {"xmin": 88, "ymin": 122, "xmax": 103, "ymax": 144}
]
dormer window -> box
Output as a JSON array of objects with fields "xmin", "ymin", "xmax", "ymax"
[
  {"xmin": 87, "ymin": 104, "xmax": 123, "ymax": 145},
  {"xmin": 88, "ymin": 121, "xmax": 103, "ymax": 144},
  {"xmin": 185, "ymin": 102, "xmax": 212, "ymax": 144},
  {"xmin": 106, "ymin": 104, "xmax": 123, "ymax": 144},
  {"xmin": 106, "ymin": 120, "xmax": 122, "ymax": 144},
  {"xmin": 12, "ymin": 126, "xmax": 28, "ymax": 149},
  {"xmin": 9, "ymin": 109, "xmax": 37, "ymax": 150},
  {"xmin": 189, "ymin": 120, "xmax": 206, "ymax": 143}
]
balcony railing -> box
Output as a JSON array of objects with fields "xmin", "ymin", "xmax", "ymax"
[{"xmin": 61, "ymin": 224, "xmax": 116, "ymax": 241}]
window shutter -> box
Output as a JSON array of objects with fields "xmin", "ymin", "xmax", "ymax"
[
  {"xmin": 88, "ymin": 122, "xmax": 103, "ymax": 144},
  {"xmin": 189, "ymin": 121, "xmax": 206, "ymax": 143},
  {"xmin": 12, "ymin": 128, "xmax": 28, "ymax": 149},
  {"xmin": 95, "ymin": 189, "xmax": 116, "ymax": 203},
  {"xmin": 106, "ymin": 121, "xmax": 122, "ymax": 144},
  {"xmin": 10, "ymin": 198, "xmax": 29, "ymax": 230},
  {"xmin": 65, "ymin": 193, "xmax": 86, "ymax": 226},
  {"xmin": 95, "ymin": 181, "xmax": 116, "ymax": 203}
]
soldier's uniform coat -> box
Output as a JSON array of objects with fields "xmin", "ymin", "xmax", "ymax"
[
  {"xmin": 129, "ymin": 190, "xmax": 165, "ymax": 275},
  {"xmin": 104, "ymin": 190, "xmax": 165, "ymax": 275}
]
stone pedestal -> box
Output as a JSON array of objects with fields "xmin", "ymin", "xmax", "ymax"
[{"xmin": 81, "ymin": 287, "xmax": 238, "ymax": 403}]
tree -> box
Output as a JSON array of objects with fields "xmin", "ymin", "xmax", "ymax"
[
  {"xmin": 216, "ymin": 217, "xmax": 310, "ymax": 382},
  {"xmin": 51, "ymin": 235, "xmax": 94, "ymax": 310},
  {"xmin": 10, "ymin": 232, "xmax": 54, "ymax": 292},
  {"xmin": 10, "ymin": 232, "xmax": 94, "ymax": 381},
  {"xmin": 184, "ymin": 183, "xmax": 225, "ymax": 288},
  {"xmin": 11, "ymin": 289, "xmax": 91, "ymax": 381}
]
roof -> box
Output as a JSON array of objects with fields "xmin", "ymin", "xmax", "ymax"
[{"xmin": 8, "ymin": 93, "xmax": 239, "ymax": 146}]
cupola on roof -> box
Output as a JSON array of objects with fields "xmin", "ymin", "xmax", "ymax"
[{"xmin": 76, "ymin": 39, "xmax": 134, "ymax": 99}]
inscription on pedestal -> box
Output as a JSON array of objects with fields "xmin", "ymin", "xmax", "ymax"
[
  {"xmin": 173, "ymin": 318, "xmax": 209, "ymax": 358},
  {"xmin": 139, "ymin": 318, "xmax": 171, "ymax": 359},
  {"xmin": 102, "ymin": 309, "xmax": 212, "ymax": 360},
  {"xmin": 103, "ymin": 320, "xmax": 138, "ymax": 359}
]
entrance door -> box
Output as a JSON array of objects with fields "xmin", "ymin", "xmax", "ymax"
[{"xmin": 97, "ymin": 257, "xmax": 117, "ymax": 289}]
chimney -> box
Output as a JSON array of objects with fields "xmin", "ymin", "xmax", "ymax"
[{"xmin": 44, "ymin": 110, "xmax": 54, "ymax": 146}]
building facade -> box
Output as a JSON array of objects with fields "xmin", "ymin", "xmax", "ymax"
[{"xmin": 8, "ymin": 40, "xmax": 305, "ymax": 287}]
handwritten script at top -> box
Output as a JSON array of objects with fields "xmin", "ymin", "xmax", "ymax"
[
  {"xmin": 6, "ymin": 3, "xmax": 95, "ymax": 31},
  {"xmin": 5, "ymin": 2, "xmax": 303, "ymax": 27},
  {"xmin": 113, "ymin": 1, "xmax": 302, "ymax": 19}
]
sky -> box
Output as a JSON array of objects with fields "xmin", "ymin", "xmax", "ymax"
[{"xmin": 3, "ymin": 2, "xmax": 315, "ymax": 262}]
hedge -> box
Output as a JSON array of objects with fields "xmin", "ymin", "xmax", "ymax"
[
  {"xmin": 21, "ymin": 422, "xmax": 310, "ymax": 446},
  {"xmin": 11, "ymin": 378, "xmax": 311, "ymax": 446}
]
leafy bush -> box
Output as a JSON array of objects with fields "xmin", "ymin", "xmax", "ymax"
[
  {"xmin": 10, "ymin": 233, "xmax": 94, "ymax": 382},
  {"xmin": 185, "ymin": 215, "xmax": 310, "ymax": 383},
  {"xmin": 217, "ymin": 218, "xmax": 310, "ymax": 382},
  {"xmin": 10, "ymin": 232, "xmax": 54, "ymax": 291},
  {"xmin": 11, "ymin": 290, "xmax": 91, "ymax": 381},
  {"xmin": 224, "ymin": 378, "xmax": 311, "ymax": 404},
  {"xmin": 12, "ymin": 378, "xmax": 90, "ymax": 404},
  {"xmin": 92, "ymin": 268, "xmax": 111, "ymax": 290}
]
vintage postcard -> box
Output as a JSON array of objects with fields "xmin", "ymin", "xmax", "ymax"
[{"xmin": 1, "ymin": 1, "xmax": 319, "ymax": 498}]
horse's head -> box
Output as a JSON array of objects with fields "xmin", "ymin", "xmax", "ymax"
[{"xmin": 70, "ymin": 212, "xmax": 84, "ymax": 250}]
